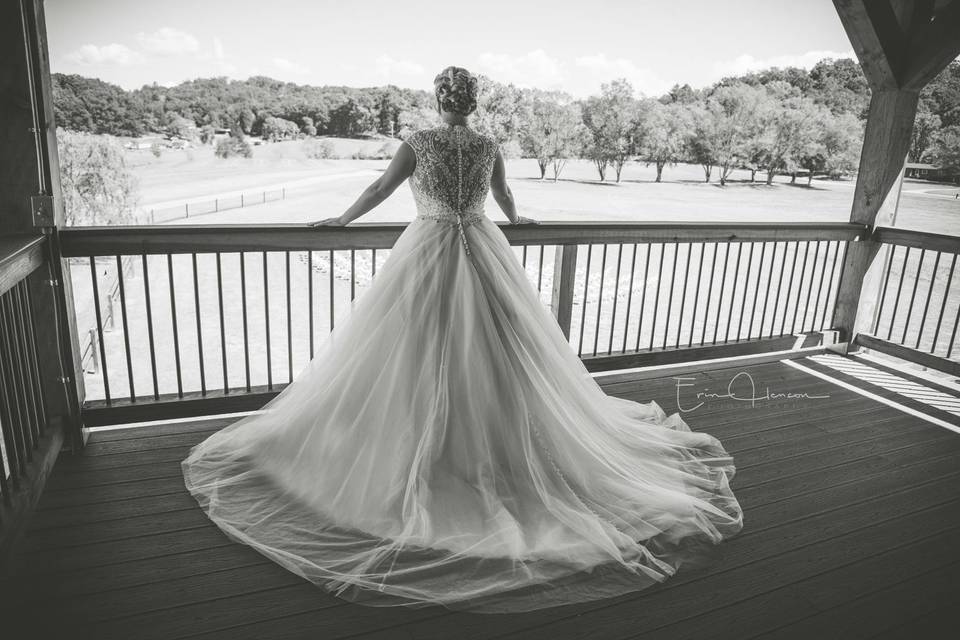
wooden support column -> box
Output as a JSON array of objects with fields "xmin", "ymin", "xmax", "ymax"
[
  {"xmin": 831, "ymin": 0, "xmax": 960, "ymax": 347},
  {"xmin": 1, "ymin": 0, "xmax": 84, "ymax": 451}
]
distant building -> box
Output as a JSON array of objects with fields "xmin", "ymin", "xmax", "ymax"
[{"xmin": 904, "ymin": 162, "xmax": 960, "ymax": 184}]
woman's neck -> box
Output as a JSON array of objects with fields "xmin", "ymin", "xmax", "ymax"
[{"xmin": 440, "ymin": 112, "xmax": 468, "ymax": 126}]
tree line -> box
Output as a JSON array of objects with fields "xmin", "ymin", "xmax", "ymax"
[{"xmin": 52, "ymin": 58, "xmax": 960, "ymax": 181}]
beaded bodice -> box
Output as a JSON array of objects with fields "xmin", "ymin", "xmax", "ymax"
[{"xmin": 405, "ymin": 124, "xmax": 498, "ymax": 254}]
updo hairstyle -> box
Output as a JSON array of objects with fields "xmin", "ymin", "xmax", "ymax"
[{"xmin": 433, "ymin": 66, "xmax": 479, "ymax": 116}]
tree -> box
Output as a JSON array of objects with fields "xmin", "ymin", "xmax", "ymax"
[
  {"xmin": 685, "ymin": 102, "xmax": 717, "ymax": 182},
  {"xmin": 758, "ymin": 90, "xmax": 821, "ymax": 185},
  {"xmin": 261, "ymin": 116, "xmax": 300, "ymax": 142},
  {"xmin": 518, "ymin": 93, "xmax": 585, "ymax": 180},
  {"xmin": 581, "ymin": 79, "xmax": 639, "ymax": 182},
  {"xmin": 301, "ymin": 116, "xmax": 317, "ymax": 137},
  {"xmin": 910, "ymin": 103, "xmax": 942, "ymax": 163},
  {"xmin": 215, "ymin": 124, "xmax": 253, "ymax": 158},
  {"xmin": 930, "ymin": 125, "xmax": 960, "ymax": 176},
  {"xmin": 56, "ymin": 129, "xmax": 139, "ymax": 226},
  {"xmin": 701, "ymin": 83, "xmax": 770, "ymax": 185},
  {"xmin": 637, "ymin": 100, "xmax": 690, "ymax": 182}
]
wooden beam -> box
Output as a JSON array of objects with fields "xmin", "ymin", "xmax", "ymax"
[
  {"xmin": 854, "ymin": 333, "xmax": 960, "ymax": 377},
  {"xmin": 850, "ymin": 90, "xmax": 919, "ymax": 227},
  {"xmin": 833, "ymin": 0, "xmax": 902, "ymax": 89},
  {"xmin": 902, "ymin": 0, "xmax": 960, "ymax": 89},
  {"xmin": 579, "ymin": 333, "xmax": 823, "ymax": 373}
]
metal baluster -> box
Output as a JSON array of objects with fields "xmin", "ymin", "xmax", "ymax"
[
  {"xmin": 688, "ymin": 242, "xmax": 705, "ymax": 347},
  {"xmin": 11, "ymin": 286, "xmax": 41, "ymax": 443},
  {"xmin": 759, "ymin": 242, "xmax": 779, "ymax": 340},
  {"xmin": 747, "ymin": 242, "xmax": 768, "ymax": 340},
  {"xmin": 810, "ymin": 241, "xmax": 830, "ymax": 334},
  {"xmin": 780, "ymin": 242, "xmax": 801, "ymax": 336},
  {"xmin": 621, "ymin": 243, "xmax": 638, "ymax": 353},
  {"xmin": 216, "ymin": 252, "xmax": 228, "ymax": 393},
  {"xmin": 537, "ymin": 245, "xmax": 545, "ymax": 293},
  {"xmin": 800, "ymin": 241, "xmax": 821, "ymax": 333},
  {"xmin": 141, "ymin": 254, "xmax": 159, "ymax": 400},
  {"xmin": 263, "ymin": 252, "xmax": 272, "ymax": 391},
  {"xmin": 577, "ymin": 244, "xmax": 592, "ymax": 357},
  {"xmin": 886, "ymin": 247, "xmax": 912, "ymax": 341},
  {"xmin": 634, "ymin": 243, "xmax": 651, "ymax": 351},
  {"xmin": 89, "ymin": 257, "xmax": 110, "ymax": 404},
  {"xmin": 308, "ymin": 251, "xmax": 314, "ymax": 359},
  {"xmin": 287, "ymin": 251, "xmax": 293, "ymax": 383},
  {"xmin": 649, "ymin": 244, "xmax": 666, "ymax": 350},
  {"xmin": 901, "ymin": 249, "xmax": 926, "ymax": 344},
  {"xmin": 701, "ymin": 243, "xmax": 718, "ymax": 345},
  {"xmin": 240, "ymin": 253, "xmax": 251, "ymax": 392},
  {"xmin": 329, "ymin": 249, "xmax": 335, "ymax": 331},
  {"xmin": 350, "ymin": 249, "xmax": 356, "ymax": 301},
  {"xmin": 167, "ymin": 255, "xmax": 183, "ymax": 398},
  {"xmin": 592, "ymin": 244, "xmax": 608, "ymax": 356},
  {"xmin": 713, "ymin": 243, "xmax": 731, "ymax": 344},
  {"xmin": 662, "ymin": 243, "xmax": 680, "ymax": 349},
  {"xmin": 916, "ymin": 251, "xmax": 942, "ymax": 350},
  {"xmin": 724, "ymin": 242, "xmax": 743, "ymax": 343},
  {"xmin": 607, "ymin": 244, "xmax": 623, "ymax": 355},
  {"xmin": 873, "ymin": 243, "xmax": 897, "ymax": 335},
  {"xmin": 191, "ymin": 254, "xmax": 205, "ymax": 395},
  {"xmin": 20, "ymin": 281, "xmax": 47, "ymax": 432},
  {"xmin": 736, "ymin": 242, "xmax": 755, "ymax": 342},
  {"xmin": 828, "ymin": 241, "xmax": 850, "ymax": 330},
  {"xmin": 1, "ymin": 297, "xmax": 34, "ymax": 452},
  {"xmin": 931, "ymin": 254, "xmax": 957, "ymax": 356},
  {"xmin": 115, "ymin": 256, "xmax": 135, "ymax": 400}
]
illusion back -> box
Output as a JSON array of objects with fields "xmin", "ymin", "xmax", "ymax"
[{"xmin": 406, "ymin": 124, "xmax": 498, "ymax": 237}]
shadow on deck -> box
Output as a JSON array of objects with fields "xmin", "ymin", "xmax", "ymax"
[{"xmin": 3, "ymin": 356, "xmax": 960, "ymax": 639}]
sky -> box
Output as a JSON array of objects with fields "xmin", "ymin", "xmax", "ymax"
[{"xmin": 46, "ymin": 0, "xmax": 856, "ymax": 97}]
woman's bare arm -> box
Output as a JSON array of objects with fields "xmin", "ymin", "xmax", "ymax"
[
  {"xmin": 490, "ymin": 149, "xmax": 538, "ymax": 225},
  {"xmin": 490, "ymin": 149, "xmax": 520, "ymax": 223},
  {"xmin": 310, "ymin": 142, "xmax": 416, "ymax": 226}
]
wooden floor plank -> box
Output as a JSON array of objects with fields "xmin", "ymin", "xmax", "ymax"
[{"xmin": 9, "ymin": 360, "xmax": 960, "ymax": 640}]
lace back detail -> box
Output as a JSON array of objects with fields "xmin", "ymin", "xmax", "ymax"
[{"xmin": 406, "ymin": 125, "xmax": 498, "ymax": 254}]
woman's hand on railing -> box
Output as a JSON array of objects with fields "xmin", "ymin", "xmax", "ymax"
[
  {"xmin": 309, "ymin": 216, "xmax": 347, "ymax": 227},
  {"xmin": 512, "ymin": 215, "xmax": 540, "ymax": 225}
]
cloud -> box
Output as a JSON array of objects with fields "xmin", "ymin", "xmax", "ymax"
[
  {"xmin": 272, "ymin": 57, "xmax": 310, "ymax": 75},
  {"xmin": 573, "ymin": 54, "xmax": 670, "ymax": 97},
  {"xmin": 712, "ymin": 49, "xmax": 856, "ymax": 78},
  {"xmin": 63, "ymin": 43, "xmax": 143, "ymax": 66},
  {"xmin": 213, "ymin": 37, "xmax": 225, "ymax": 60},
  {"xmin": 475, "ymin": 50, "xmax": 564, "ymax": 88},
  {"xmin": 374, "ymin": 55, "xmax": 425, "ymax": 77},
  {"xmin": 136, "ymin": 27, "xmax": 200, "ymax": 55}
]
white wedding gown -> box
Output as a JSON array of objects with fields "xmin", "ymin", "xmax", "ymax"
[{"xmin": 181, "ymin": 123, "xmax": 743, "ymax": 613}]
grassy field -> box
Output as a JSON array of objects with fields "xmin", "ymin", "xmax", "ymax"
[{"xmin": 72, "ymin": 138, "xmax": 960, "ymax": 404}]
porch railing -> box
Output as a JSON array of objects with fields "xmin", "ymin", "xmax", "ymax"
[
  {"xmin": 58, "ymin": 221, "xmax": 866, "ymax": 426},
  {"xmin": 0, "ymin": 234, "xmax": 67, "ymax": 564},
  {"xmin": 855, "ymin": 227, "xmax": 960, "ymax": 377}
]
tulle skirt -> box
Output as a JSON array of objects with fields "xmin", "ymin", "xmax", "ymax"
[{"xmin": 181, "ymin": 214, "xmax": 744, "ymax": 613}]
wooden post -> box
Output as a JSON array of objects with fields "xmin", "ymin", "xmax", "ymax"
[
  {"xmin": 830, "ymin": 0, "xmax": 960, "ymax": 348},
  {"xmin": 550, "ymin": 244, "xmax": 577, "ymax": 340},
  {"xmin": 1, "ymin": 0, "xmax": 84, "ymax": 451}
]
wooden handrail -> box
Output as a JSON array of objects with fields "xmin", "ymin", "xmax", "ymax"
[
  {"xmin": 872, "ymin": 226, "xmax": 960, "ymax": 254},
  {"xmin": 58, "ymin": 221, "xmax": 869, "ymax": 256},
  {"xmin": 0, "ymin": 234, "xmax": 46, "ymax": 297}
]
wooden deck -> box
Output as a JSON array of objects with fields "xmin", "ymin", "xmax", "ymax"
[{"xmin": 3, "ymin": 356, "xmax": 960, "ymax": 639}]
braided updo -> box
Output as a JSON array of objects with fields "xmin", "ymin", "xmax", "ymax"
[{"xmin": 433, "ymin": 66, "xmax": 479, "ymax": 116}]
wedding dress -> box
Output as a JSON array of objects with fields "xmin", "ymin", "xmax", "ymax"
[{"xmin": 181, "ymin": 123, "xmax": 743, "ymax": 613}]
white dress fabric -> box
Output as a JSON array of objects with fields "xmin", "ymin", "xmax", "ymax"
[{"xmin": 181, "ymin": 123, "xmax": 744, "ymax": 613}]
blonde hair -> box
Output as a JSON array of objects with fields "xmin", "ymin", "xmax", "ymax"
[{"xmin": 433, "ymin": 66, "xmax": 479, "ymax": 116}]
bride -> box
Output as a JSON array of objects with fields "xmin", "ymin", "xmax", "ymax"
[{"xmin": 181, "ymin": 66, "xmax": 743, "ymax": 613}]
